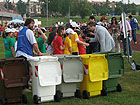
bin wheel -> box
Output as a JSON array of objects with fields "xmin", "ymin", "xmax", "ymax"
[
  {"xmin": 33, "ymin": 95, "xmax": 39, "ymax": 104},
  {"xmin": 75, "ymin": 89, "xmax": 81, "ymax": 98},
  {"xmin": 82, "ymin": 90, "xmax": 89, "ymax": 99},
  {"xmin": 54, "ymin": 91, "xmax": 62, "ymax": 102},
  {"xmin": 101, "ymin": 88, "xmax": 107, "ymax": 96},
  {"xmin": 22, "ymin": 94, "xmax": 27, "ymax": 104},
  {"xmin": 1, "ymin": 98, "xmax": 6, "ymax": 105},
  {"xmin": 117, "ymin": 84, "xmax": 122, "ymax": 92}
]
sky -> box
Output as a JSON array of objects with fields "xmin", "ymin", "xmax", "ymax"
[{"xmin": 0, "ymin": 0, "xmax": 140, "ymax": 4}]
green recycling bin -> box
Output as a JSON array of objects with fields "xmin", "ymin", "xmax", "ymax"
[{"xmin": 94, "ymin": 52, "xmax": 124, "ymax": 96}]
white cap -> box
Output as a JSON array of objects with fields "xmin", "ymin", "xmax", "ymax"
[
  {"xmin": 66, "ymin": 28, "xmax": 75, "ymax": 34},
  {"xmin": 70, "ymin": 22, "xmax": 79, "ymax": 27},
  {"xmin": 5, "ymin": 28, "xmax": 12, "ymax": 33},
  {"xmin": 11, "ymin": 28, "xmax": 16, "ymax": 33}
]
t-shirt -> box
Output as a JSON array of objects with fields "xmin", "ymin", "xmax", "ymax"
[
  {"xmin": 4, "ymin": 37, "xmax": 15, "ymax": 58},
  {"xmin": 37, "ymin": 38, "xmax": 46, "ymax": 53},
  {"xmin": 78, "ymin": 37, "xmax": 86, "ymax": 55},
  {"xmin": 64, "ymin": 36, "xmax": 72, "ymax": 55},
  {"xmin": 11, "ymin": 38, "xmax": 16, "ymax": 47},
  {"xmin": 71, "ymin": 32, "xmax": 79, "ymax": 53},
  {"xmin": 53, "ymin": 34, "xmax": 63, "ymax": 55}
]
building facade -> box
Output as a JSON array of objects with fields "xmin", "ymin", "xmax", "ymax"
[{"xmin": 26, "ymin": 1, "xmax": 41, "ymax": 16}]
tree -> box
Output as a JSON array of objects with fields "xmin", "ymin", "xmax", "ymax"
[
  {"xmin": 16, "ymin": 0, "xmax": 26, "ymax": 16},
  {"xmin": 4, "ymin": 0, "xmax": 14, "ymax": 10},
  {"xmin": 115, "ymin": 6, "xmax": 123, "ymax": 15},
  {"xmin": 79, "ymin": 0, "xmax": 92, "ymax": 19}
]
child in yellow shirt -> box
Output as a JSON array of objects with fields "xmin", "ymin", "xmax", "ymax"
[{"xmin": 64, "ymin": 28, "xmax": 75, "ymax": 55}]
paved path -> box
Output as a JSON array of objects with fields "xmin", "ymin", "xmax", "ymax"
[{"xmin": 120, "ymin": 34, "xmax": 140, "ymax": 52}]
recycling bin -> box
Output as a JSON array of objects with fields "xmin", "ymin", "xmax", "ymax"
[
  {"xmin": 0, "ymin": 58, "xmax": 27, "ymax": 105},
  {"xmin": 94, "ymin": 52, "xmax": 124, "ymax": 95},
  {"xmin": 53, "ymin": 55, "xmax": 83, "ymax": 99},
  {"xmin": 80, "ymin": 54, "xmax": 109, "ymax": 99},
  {"xmin": 29, "ymin": 56, "xmax": 61, "ymax": 104}
]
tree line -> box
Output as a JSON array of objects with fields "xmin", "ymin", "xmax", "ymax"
[{"xmin": 3, "ymin": 0, "xmax": 140, "ymax": 18}]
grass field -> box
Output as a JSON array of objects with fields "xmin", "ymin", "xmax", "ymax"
[
  {"xmin": 0, "ymin": 37, "xmax": 140, "ymax": 105},
  {"xmin": 35, "ymin": 15, "xmax": 140, "ymax": 27}
]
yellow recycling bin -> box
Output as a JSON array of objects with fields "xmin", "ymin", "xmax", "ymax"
[{"xmin": 80, "ymin": 54, "xmax": 108, "ymax": 99}]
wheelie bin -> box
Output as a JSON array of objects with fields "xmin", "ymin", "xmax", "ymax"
[
  {"xmin": 53, "ymin": 55, "xmax": 83, "ymax": 99},
  {"xmin": 29, "ymin": 56, "xmax": 61, "ymax": 104},
  {"xmin": 0, "ymin": 58, "xmax": 27, "ymax": 105},
  {"xmin": 94, "ymin": 52, "xmax": 124, "ymax": 95},
  {"xmin": 80, "ymin": 54, "xmax": 109, "ymax": 99}
]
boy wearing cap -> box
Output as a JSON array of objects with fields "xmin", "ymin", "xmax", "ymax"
[
  {"xmin": 64, "ymin": 28, "xmax": 74, "ymax": 55},
  {"xmin": 4, "ymin": 28, "xmax": 16, "ymax": 58}
]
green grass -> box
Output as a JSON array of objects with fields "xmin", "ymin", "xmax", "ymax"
[
  {"xmin": 0, "ymin": 36, "xmax": 140, "ymax": 105},
  {"xmin": 35, "ymin": 15, "xmax": 140, "ymax": 27}
]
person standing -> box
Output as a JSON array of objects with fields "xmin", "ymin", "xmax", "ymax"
[
  {"xmin": 16, "ymin": 18, "xmax": 43, "ymax": 59},
  {"xmin": 129, "ymin": 15, "xmax": 139, "ymax": 44},
  {"xmin": 4, "ymin": 28, "xmax": 16, "ymax": 58},
  {"xmin": 52, "ymin": 26, "xmax": 65, "ymax": 55},
  {"xmin": 120, "ymin": 17, "xmax": 132, "ymax": 57},
  {"xmin": 70, "ymin": 22, "xmax": 89, "ymax": 55},
  {"xmin": 37, "ymin": 28, "xmax": 48, "ymax": 53},
  {"xmin": 16, "ymin": 18, "xmax": 42, "ymax": 90},
  {"xmin": 86, "ymin": 16, "xmax": 100, "ymax": 54},
  {"xmin": 108, "ymin": 17, "xmax": 121, "ymax": 52},
  {"xmin": 47, "ymin": 27, "xmax": 58, "ymax": 54},
  {"xmin": 64, "ymin": 28, "xmax": 74, "ymax": 55},
  {"xmin": 87, "ymin": 22, "xmax": 115, "ymax": 52}
]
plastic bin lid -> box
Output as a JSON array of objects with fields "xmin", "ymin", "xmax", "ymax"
[
  {"xmin": 80, "ymin": 54, "xmax": 105, "ymax": 59},
  {"xmin": 35, "ymin": 61, "xmax": 61, "ymax": 86},
  {"xmin": 88, "ymin": 55, "xmax": 109, "ymax": 82},
  {"xmin": 62, "ymin": 56, "xmax": 83, "ymax": 83},
  {"xmin": 28, "ymin": 56, "xmax": 58, "ymax": 62}
]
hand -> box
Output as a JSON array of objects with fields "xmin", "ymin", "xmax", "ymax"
[
  {"xmin": 38, "ymin": 52, "xmax": 43, "ymax": 56},
  {"xmin": 85, "ymin": 43, "xmax": 89, "ymax": 46},
  {"xmin": 38, "ymin": 28, "xmax": 43, "ymax": 33}
]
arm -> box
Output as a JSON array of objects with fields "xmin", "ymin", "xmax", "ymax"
[
  {"xmin": 38, "ymin": 29, "xmax": 47, "ymax": 42},
  {"xmin": 10, "ymin": 47, "xmax": 16, "ymax": 57},
  {"xmin": 76, "ymin": 40, "xmax": 89, "ymax": 46},
  {"xmin": 33, "ymin": 43, "xmax": 43, "ymax": 56},
  {"xmin": 60, "ymin": 45, "xmax": 65, "ymax": 50},
  {"xmin": 97, "ymin": 29, "xmax": 106, "ymax": 52},
  {"xmin": 68, "ymin": 47, "xmax": 72, "ymax": 54}
]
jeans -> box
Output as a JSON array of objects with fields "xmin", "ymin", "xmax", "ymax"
[
  {"xmin": 132, "ymin": 29, "xmax": 137, "ymax": 43},
  {"xmin": 121, "ymin": 35, "xmax": 132, "ymax": 56}
]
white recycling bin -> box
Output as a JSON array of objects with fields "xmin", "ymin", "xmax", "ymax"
[
  {"xmin": 29, "ymin": 56, "xmax": 61, "ymax": 104},
  {"xmin": 54, "ymin": 55, "xmax": 83, "ymax": 98}
]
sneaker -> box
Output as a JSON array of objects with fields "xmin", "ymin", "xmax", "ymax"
[
  {"xmin": 129, "ymin": 56, "xmax": 132, "ymax": 58},
  {"xmin": 122, "ymin": 55, "xmax": 127, "ymax": 57},
  {"xmin": 134, "ymin": 42, "xmax": 137, "ymax": 44}
]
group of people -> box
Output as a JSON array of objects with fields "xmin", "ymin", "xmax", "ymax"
[
  {"xmin": 1, "ymin": 15, "xmax": 139, "ymax": 91},
  {"xmin": 2, "ymin": 15, "xmax": 139, "ymax": 60}
]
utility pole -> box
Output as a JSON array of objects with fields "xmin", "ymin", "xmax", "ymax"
[{"xmin": 46, "ymin": 0, "xmax": 50, "ymax": 26}]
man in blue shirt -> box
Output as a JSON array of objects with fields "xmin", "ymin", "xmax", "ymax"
[
  {"xmin": 16, "ymin": 18, "xmax": 42, "ymax": 90},
  {"xmin": 16, "ymin": 18, "xmax": 42, "ymax": 58},
  {"xmin": 129, "ymin": 15, "xmax": 139, "ymax": 44}
]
